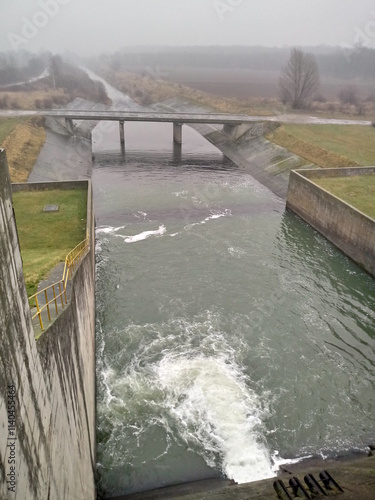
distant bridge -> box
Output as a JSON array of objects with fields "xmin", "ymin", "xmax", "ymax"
[
  {"xmin": 0, "ymin": 109, "xmax": 269, "ymax": 146},
  {"xmin": 0, "ymin": 109, "xmax": 371, "ymax": 147},
  {"xmin": 46, "ymin": 110, "xmax": 269, "ymax": 146}
]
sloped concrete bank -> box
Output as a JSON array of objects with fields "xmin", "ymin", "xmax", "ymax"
[
  {"xmin": 153, "ymin": 97, "xmax": 312, "ymax": 200},
  {"xmin": 0, "ymin": 150, "xmax": 96, "ymax": 499},
  {"xmin": 28, "ymin": 97, "xmax": 108, "ymax": 183}
]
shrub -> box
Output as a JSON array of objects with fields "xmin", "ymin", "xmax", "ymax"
[{"xmin": 43, "ymin": 98, "xmax": 53, "ymax": 109}]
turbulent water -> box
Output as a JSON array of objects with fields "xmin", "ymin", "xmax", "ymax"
[{"xmin": 91, "ymin": 100, "xmax": 375, "ymax": 497}]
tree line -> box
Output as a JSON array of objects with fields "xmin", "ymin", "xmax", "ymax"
[{"xmin": 95, "ymin": 45, "xmax": 375, "ymax": 80}]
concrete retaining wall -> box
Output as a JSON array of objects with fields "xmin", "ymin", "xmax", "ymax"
[
  {"xmin": 12, "ymin": 180, "xmax": 89, "ymax": 193},
  {"xmin": 286, "ymin": 167, "xmax": 375, "ymax": 277},
  {"xmin": 0, "ymin": 149, "xmax": 96, "ymax": 499}
]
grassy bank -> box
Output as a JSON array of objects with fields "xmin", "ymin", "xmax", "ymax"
[
  {"xmin": 266, "ymin": 124, "xmax": 375, "ymax": 167},
  {"xmin": 313, "ymin": 174, "xmax": 375, "ymax": 219},
  {"xmin": 12, "ymin": 188, "xmax": 87, "ymax": 297},
  {"xmin": 0, "ymin": 88, "xmax": 70, "ymax": 110},
  {"xmin": 1, "ymin": 117, "xmax": 46, "ymax": 182}
]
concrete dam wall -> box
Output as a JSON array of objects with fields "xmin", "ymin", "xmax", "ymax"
[
  {"xmin": 0, "ymin": 149, "xmax": 96, "ymax": 499},
  {"xmin": 286, "ymin": 167, "xmax": 375, "ymax": 279}
]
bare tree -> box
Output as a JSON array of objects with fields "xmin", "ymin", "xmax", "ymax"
[
  {"xmin": 338, "ymin": 86, "xmax": 359, "ymax": 106},
  {"xmin": 279, "ymin": 48, "xmax": 320, "ymax": 109}
]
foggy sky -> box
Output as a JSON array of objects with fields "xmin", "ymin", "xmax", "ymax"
[{"xmin": 1, "ymin": 0, "xmax": 375, "ymax": 55}]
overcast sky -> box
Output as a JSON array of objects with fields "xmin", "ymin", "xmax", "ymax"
[{"xmin": 1, "ymin": 0, "xmax": 375, "ymax": 55}]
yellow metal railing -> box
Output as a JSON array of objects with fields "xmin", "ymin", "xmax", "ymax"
[{"xmin": 29, "ymin": 235, "xmax": 90, "ymax": 332}]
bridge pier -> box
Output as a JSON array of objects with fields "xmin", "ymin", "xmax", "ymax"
[
  {"xmin": 173, "ymin": 122, "xmax": 183, "ymax": 145},
  {"xmin": 65, "ymin": 118, "xmax": 74, "ymax": 135},
  {"xmin": 119, "ymin": 120, "xmax": 125, "ymax": 146}
]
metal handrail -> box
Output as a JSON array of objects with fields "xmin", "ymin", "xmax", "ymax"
[{"xmin": 29, "ymin": 236, "xmax": 89, "ymax": 332}]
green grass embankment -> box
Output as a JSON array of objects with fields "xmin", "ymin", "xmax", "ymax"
[
  {"xmin": 266, "ymin": 124, "xmax": 375, "ymax": 168},
  {"xmin": 12, "ymin": 188, "xmax": 87, "ymax": 297},
  {"xmin": 313, "ymin": 174, "xmax": 375, "ymax": 220}
]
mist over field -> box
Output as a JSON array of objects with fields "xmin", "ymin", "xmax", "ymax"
[
  {"xmin": 1, "ymin": 1, "xmax": 375, "ymax": 122},
  {"xmin": 1, "ymin": 0, "xmax": 375, "ymax": 55}
]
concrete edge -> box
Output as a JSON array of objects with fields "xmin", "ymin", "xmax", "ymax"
[
  {"xmin": 286, "ymin": 167, "xmax": 375, "ymax": 277},
  {"xmin": 12, "ymin": 179, "xmax": 89, "ymax": 192},
  {"xmin": 288, "ymin": 167, "xmax": 375, "ymax": 224}
]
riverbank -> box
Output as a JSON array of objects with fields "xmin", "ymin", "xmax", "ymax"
[
  {"xmin": 28, "ymin": 97, "xmax": 110, "ymax": 182},
  {"xmin": 0, "ymin": 116, "xmax": 45, "ymax": 181}
]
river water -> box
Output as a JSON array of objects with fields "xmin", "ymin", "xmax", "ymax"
[{"xmin": 91, "ymin": 80, "xmax": 375, "ymax": 497}]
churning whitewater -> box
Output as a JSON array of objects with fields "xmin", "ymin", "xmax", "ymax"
[
  {"xmin": 93, "ymin": 120, "xmax": 375, "ymax": 497},
  {"xmin": 97, "ymin": 312, "xmax": 276, "ymax": 485}
]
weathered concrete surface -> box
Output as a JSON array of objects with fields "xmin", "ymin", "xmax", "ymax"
[
  {"xmin": 0, "ymin": 149, "xmax": 96, "ymax": 499},
  {"xmin": 110, "ymin": 455, "xmax": 375, "ymax": 499},
  {"xmin": 27, "ymin": 130, "xmax": 92, "ymax": 182},
  {"xmin": 153, "ymin": 98, "xmax": 311, "ymax": 199},
  {"xmin": 0, "ymin": 109, "xmax": 372, "ymax": 126},
  {"xmin": 28, "ymin": 98, "xmax": 106, "ymax": 183},
  {"xmin": 286, "ymin": 167, "xmax": 375, "ymax": 278}
]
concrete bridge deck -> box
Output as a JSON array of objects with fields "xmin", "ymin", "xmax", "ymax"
[
  {"xmin": 0, "ymin": 109, "xmax": 371, "ymax": 147},
  {"xmin": 0, "ymin": 109, "xmax": 269, "ymax": 124},
  {"xmin": 0, "ymin": 109, "xmax": 372, "ymax": 126}
]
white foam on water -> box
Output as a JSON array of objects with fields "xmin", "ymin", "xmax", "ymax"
[
  {"xmin": 203, "ymin": 209, "xmax": 231, "ymax": 221},
  {"xmin": 228, "ymin": 246, "xmax": 246, "ymax": 258},
  {"xmin": 96, "ymin": 313, "xmax": 309, "ymax": 487},
  {"xmin": 96, "ymin": 225, "xmax": 127, "ymax": 235},
  {"xmin": 133, "ymin": 211, "xmax": 148, "ymax": 219},
  {"xmin": 186, "ymin": 209, "xmax": 231, "ymax": 230},
  {"xmin": 124, "ymin": 225, "xmax": 167, "ymax": 243},
  {"xmin": 154, "ymin": 353, "xmax": 274, "ymax": 484},
  {"xmin": 271, "ymin": 451, "xmax": 313, "ymax": 473},
  {"xmin": 173, "ymin": 190, "xmax": 189, "ymax": 198}
]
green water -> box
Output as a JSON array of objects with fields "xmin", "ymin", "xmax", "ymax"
[{"xmin": 93, "ymin": 121, "xmax": 375, "ymax": 497}]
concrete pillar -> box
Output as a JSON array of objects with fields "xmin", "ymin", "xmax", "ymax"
[
  {"xmin": 173, "ymin": 122, "xmax": 183, "ymax": 145},
  {"xmin": 173, "ymin": 142, "xmax": 182, "ymax": 163},
  {"xmin": 65, "ymin": 118, "xmax": 74, "ymax": 134},
  {"xmin": 119, "ymin": 120, "xmax": 125, "ymax": 146}
]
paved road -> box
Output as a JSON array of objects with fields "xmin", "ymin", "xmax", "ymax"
[{"xmin": 0, "ymin": 109, "xmax": 372, "ymax": 126}]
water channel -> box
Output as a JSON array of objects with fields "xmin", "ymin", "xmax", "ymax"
[{"xmin": 91, "ymin": 77, "xmax": 375, "ymax": 497}]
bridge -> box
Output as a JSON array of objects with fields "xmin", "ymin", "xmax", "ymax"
[
  {"xmin": 46, "ymin": 110, "xmax": 270, "ymax": 146},
  {"xmin": 0, "ymin": 109, "xmax": 371, "ymax": 147},
  {"xmin": 0, "ymin": 109, "xmax": 271, "ymax": 146}
]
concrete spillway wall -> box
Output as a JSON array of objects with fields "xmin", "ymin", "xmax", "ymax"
[
  {"xmin": 0, "ymin": 149, "xmax": 96, "ymax": 499},
  {"xmin": 286, "ymin": 166, "xmax": 375, "ymax": 278}
]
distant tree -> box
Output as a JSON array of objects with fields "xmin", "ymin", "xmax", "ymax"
[
  {"xmin": 279, "ymin": 48, "xmax": 320, "ymax": 109},
  {"xmin": 338, "ymin": 86, "xmax": 359, "ymax": 106}
]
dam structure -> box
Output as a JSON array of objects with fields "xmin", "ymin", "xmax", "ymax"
[
  {"xmin": 0, "ymin": 149, "xmax": 96, "ymax": 499},
  {"xmin": 1, "ymin": 81, "xmax": 375, "ymax": 498}
]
